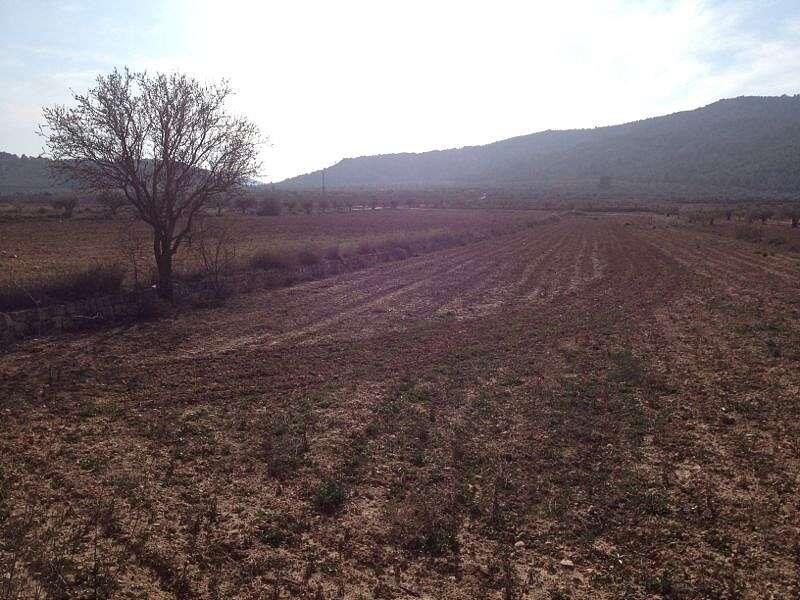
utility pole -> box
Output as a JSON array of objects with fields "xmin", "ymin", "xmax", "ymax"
[{"xmin": 322, "ymin": 168, "xmax": 326, "ymax": 196}]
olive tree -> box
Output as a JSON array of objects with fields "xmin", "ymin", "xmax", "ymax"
[{"xmin": 42, "ymin": 68, "xmax": 261, "ymax": 299}]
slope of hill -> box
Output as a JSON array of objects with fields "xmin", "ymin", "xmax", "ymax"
[
  {"xmin": 0, "ymin": 152, "xmax": 74, "ymax": 194},
  {"xmin": 279, "ymin": 96, "xmax": 800, "ymax": 196}
]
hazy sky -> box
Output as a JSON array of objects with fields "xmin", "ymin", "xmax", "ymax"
[{"xmin": 1, "ymin": 0, "xmax": 799, "ymax": 181}]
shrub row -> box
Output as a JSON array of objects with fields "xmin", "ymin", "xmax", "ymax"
[
  {"xmin": 247, "ymin": 229, "xmax": 479, "ymax": 273},
  {"xmin": 0, "ymin": 264, "xmax": 126, "ymax": 312}
]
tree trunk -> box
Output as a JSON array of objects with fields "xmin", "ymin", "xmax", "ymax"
[
  {"xmin": 156, "ymin": 253, "xmax": 173, "ymax": 300},
  {"xmin": 154, "ymin": 236, "xmax": 174, "ymax": 300}
]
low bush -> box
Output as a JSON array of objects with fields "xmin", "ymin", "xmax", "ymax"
[
  {"xmin": 249, "ymin": 249, "xmax": 296, "ymax": 271},
  {"xmin": 356, "ymin": 240, "xmax": 375, "ymax": 255},
  {"xmin": 255, "ymin": 509, "xmax": 303, "ymax": 547},
  {"xmin": 390, "ymin": 487, "xmax": 461, "ymax": 556},
  {"xmin": 256, "ymin": 198, "xmax": 282, "ymax": 216},
  {"xmin": 0, "ymin": 264, "xmax": 126, "ymax": 311},
  {"xmin": 262, "ymin": 406, "xmax": 311, "ymax": 478},
  {"xmin": 313, "ymin": 478, "xmax": 346, "ymax": 515},
  {"xmin": 296, "ymin": 247, "xmax": 321, "ymax": 266},
  {"xmin": 766, "ymin": 236, "xmax": 785, "ymax": 247},
  {"xmin": 734, "ymin": 224, "xmax": 763, "ymax": 242}
]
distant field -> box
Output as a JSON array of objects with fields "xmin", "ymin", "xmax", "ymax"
[{"xmin": 0, "ymin": 208, "xmax": 540, "ymax": 307}]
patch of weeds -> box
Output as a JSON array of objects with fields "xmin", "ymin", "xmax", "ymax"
[
  {"xmin": 765, "ymin": 339, "xmax": 781, "ymax": 358},
  {"xmin": 297, "ymin": 246, "xmax": 321, "ymax": 266},
  {"xmin": 0, "ymin": 467, "xmax": 9, "ymax": 519},
  {"xmin": 540, "ymin": 443, "xmax": 563, "ymax": 464},
  {"xmin": 77, "ymin": 455, "xmax": 105, "ymax": 473},
  {"xmin": 470, "ymin": 388, "xmax": 494, "ymax": 418},
  {"xmin": 410, "ymin": 449, "xmax": 426, "ymax": 467},
  {"xmin": 456, "ymin": 482, "xmax": 481, "ymax": 519},
  {"xmin": 310, "ymin": 391, "xmax": 335, "ymax": 409},
  {"xmin": 626, "ymin": 404, "xmax": 650, "ymax": 448},
  {"xmin": 255, "ymin": 510, "xmax": 303, "ymax": 548},
  {"xmin": 497, "ymin": 373, "xmax": 523, "ymax": 387},
  {"xmin": 61, "ymin": 429, "xmax": 81, "ymax": 444},
  {"xmin": 76, "ymin": 400, "xmax": 99, "ymax": 419},
  {"xmin": 375, "ymin": 381, "xmax": 430, "ymax": 427},
  {"xmin": 558, "ymin": 376, "xmax": 603, "ymax": 414},
  {"xmin": 644, "ymin": 568, "xmax": 682, "ymax": 598},
  {"xmin": 313, "ymin": 478, "xmax": 346, "ymax": 515},
  {"xmin": 609, "ymin": 348, "xmax": 645, "ymax": 385},
  {"xmin": 394, "ymin": 380, "xmax": 431, "ymax": 405},
  {"xmin": 706, "ymin": 530, "xmax": 734, "ymax": 556},
  {"xmin": 250, "ymin": 249, "xmax": 295, "ymax": 271},
  {"xmin": 344, "ymin": 432, "xmax": 370, "ymax": 474},
  {"xmin": 637, "ymin": 487, "xmax": 671, "ymax": 516},
  {"xmin": 262, "ymin": 403, "xmax": 312, "ymax": 478},
  {"xmin": 391, "ymin": 491, "xmax": 461, "ymax": 556}
]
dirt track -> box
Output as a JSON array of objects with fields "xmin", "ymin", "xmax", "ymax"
[{"xmin": 2, "ymin": 215, "xmax": 800, "ymax": 598}]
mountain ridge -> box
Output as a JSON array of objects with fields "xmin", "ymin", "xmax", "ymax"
[
  {"xmin": 277, "ymin": 95, "xmax": 800, "ymax": 197},
  {"xmin": 3, "ymin": 96, "xmax": 800, "ymax": 198}
]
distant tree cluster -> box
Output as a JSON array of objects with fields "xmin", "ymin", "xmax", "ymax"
[{"xmin": 682, "ymin": 203, "xmax": 800, "ymax": 228}]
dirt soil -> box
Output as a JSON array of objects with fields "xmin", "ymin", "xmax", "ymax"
[{"xmin": 1, "ymin": 214, "xmax": 799, "ymax": 598}]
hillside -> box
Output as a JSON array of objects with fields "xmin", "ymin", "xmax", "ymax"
[
  {"xmin": 5, "ymin": 96, "xmax": 800, "ymax": 198},
  {"xmin": 0, "ymin": 152, "xmax": 74, "ymax": 194},
  {"xmin": 279, "ymin": 96, "xmax": 800, "ymax": 197}
]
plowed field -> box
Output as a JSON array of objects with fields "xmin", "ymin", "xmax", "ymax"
[{"xmin": 2, "ymin": 214, "xmax": 799, "ymax": 598}]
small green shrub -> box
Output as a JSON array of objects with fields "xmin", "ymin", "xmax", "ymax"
[{"xmin": 313, "ymin": 478, "xmax": 346, "ymax": 515}]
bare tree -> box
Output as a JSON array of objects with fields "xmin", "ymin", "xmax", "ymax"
[
  {"xmin": 783, "ymin": 206, "xmax": 800, "ymax": 228},
  {"xmin": 211, "ymin": 195, "xmax": 229, "ymax": 217},
  {"xmin": 192, "ymin": 216, "xmax": 239, "ymax": 302},
  {"xmin": 234, "ymin": 195, "xmax": 256, "ymax": 214},
  {"xmin": 51, "ymin": 194, "xmax": 78, "ymax": 218},
  {"xmin": 115, "ymin": 217, "xmax": 149, "ymax": 291},
  {"xmin": 96, "ymin": 189, "xmax": 127, "ymax": 217},
  {"xmin": 41, "ymin": 68, "xmax": 261, "ymax": 299},
  {"xmin": 257, "ymin": 193, "xmax": 281, "ymax": 216}
]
